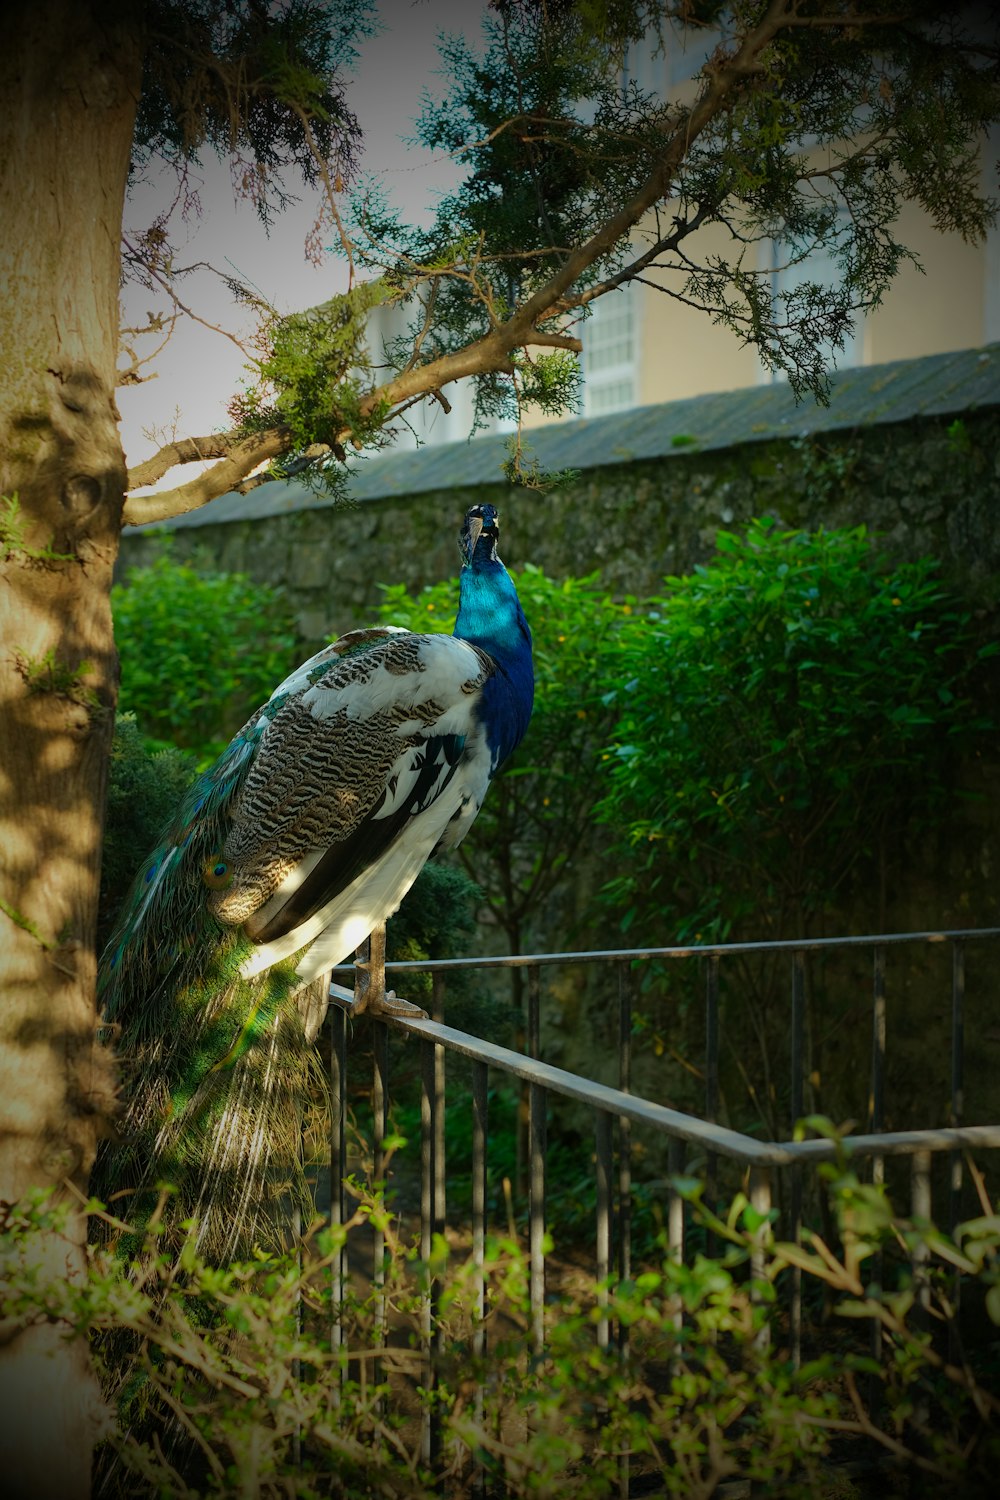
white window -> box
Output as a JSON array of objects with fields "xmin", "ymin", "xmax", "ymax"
[
  {"xmin": 364, "ymin": 300, "xmax": 514, "ymax": 448},
  {"xmin": 582, "ymin": 286, "xmax": 639, "ymax": 417},
  {"xmin": 761, "ymin": 218, "xmax": 862, "ymax": 382}
]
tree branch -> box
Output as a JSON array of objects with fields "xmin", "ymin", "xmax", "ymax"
[
  {"xmin": 525, "ymin": 328, "xmax": 583, "ymax": 352},
  {"xmin": 236, "ymin": 442, "xmax": 334, "ymax": 494},
  {"xmin": 557, "ymin": 200, "xmax": 716, "ymax": 313},
  {"xmin": 121, "ymin": 235, "xmax": 260, "ymax": 362},
  {"xmin": 287, "ymin": 101, "xmax": 356, "ymax": 287},
  {"xmin": 122, "ymin": 426, "xmax": 290, "ymax": 527},
  {"xmin": 122, "ymin": 0, "xmax": 891, "ymax": 525},
  {"xmin": 126, "ymin": 433, "xmax": 249, "ymax": 491},
  {"xmin": 355, "ymin": 2, "xmax": 794, "ymax": 421},
  {"xmin": 400, "ymin": 280, "xmax": 441, "ymax": 374}
]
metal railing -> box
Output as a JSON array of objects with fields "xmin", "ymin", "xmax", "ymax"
[{"xmin": 321, "ymin": 928, "xmax": 1000, "ymax": 1480}]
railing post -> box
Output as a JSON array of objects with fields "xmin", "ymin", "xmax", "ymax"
[
  {"xmin": 372, "ymin": 1021, "xmax": 389, "ymax": 1399},
  {"xmin": 420, "ymin": 1037, "xmax": 441, "ymax": 1470},
  {"xmin": 790, "ymin": 950, "xmax": 805, "ymax": 1370},
  {"xmin": 433, "ymin": 971, "xmax": 447, "ymax": 1238},
  {"xmin": 352, "ymin": 935, "xmax": 390, "ymax": 1404},
  {"xmin": 516, "ymin": 964, "xmax": 541, "ymax": 1207},
  {"xmin": 749, "ymin": 1165, "xmax": 773, "ymax": 1349},
  {"xmin": 617, "ymin": 962, "xmax": 633, "ymax": 1293},
  {"xmin": 869, "ymin": 944, "xmax": 887, "ymax": 1170},
  {"xmin": 667, "ymin": 1136, "xmax": 685, "ymax": 1333},
  {"xmin": 949, "ymin": 940, "xmax": 965, "ymax": 1365},
  {"xmin": 910, "ymin": 1148, "xmax": 933, "ymax": 1326},
  {"xmin": 329, "ymin": 1000, "xmax": 348, "ymax": 1385},
  {"xmin": 617, "ymin": 963, "xmax": 633, "ymax": 1500},
  {"xmin": 595, "ymin": 1109, "xmax": 613, "ymax": 1351},
  {"xmin": 704, "ymin": 954, "xmax": 720, "ymax": 1258},
  {"xmin": 869, "ymin": 945, "xmax": 887, "ymax": 1373},
  {"xmin": 950, "ymin": 943, "xmax": 965, "ymax": 1224},
  {"xmin": 530, "ymin": 1082, "xmax": 547, "ymax": 1356},
  {"xmin": 471, "ymin": 1059, "xmax": 488, "ymax": 1500},
  {"xmin": 528, "ymin": 963, "xmax": 541, "ymax": 1060}
]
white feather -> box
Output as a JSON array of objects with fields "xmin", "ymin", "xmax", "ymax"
[
  {"xmin": 299, "ymin": 635, "xmax": 485, "ymax": 724},
  {"xmin": 374, "ymin": 740, "xmax": 461, "ymax": 821}
]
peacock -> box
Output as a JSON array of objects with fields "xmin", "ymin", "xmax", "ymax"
[{"xmin": 95, "ymin": 503, "xmax": 533, "ymax": 1255}]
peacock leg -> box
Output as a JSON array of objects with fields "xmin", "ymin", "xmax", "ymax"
[{"xmin": 350, "ymin": 922, "xmax": 427, "ymax": 1019}]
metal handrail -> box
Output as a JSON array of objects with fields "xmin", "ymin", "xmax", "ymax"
[
  {"xmin": 324, "ymin": 927, "xmax": 1000, "ymax": 1488},
  {"xmin": 332, "ymin": 924, "xmax": 1000, "ymax": 975},
  {"xmin": 375, "ymin": 1011, "xmax": 1000, "ymax": 1167}
]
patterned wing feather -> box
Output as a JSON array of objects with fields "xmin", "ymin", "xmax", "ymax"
[{"xmin": 207, "ymin": 629, "xmax": 491, "ymax": 944}]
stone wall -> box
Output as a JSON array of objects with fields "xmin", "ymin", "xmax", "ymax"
[
  {"xmin": 118, "ymin": 407, "xmax": 1000, "ymax": 652},
  {"xmin": 115, "ymin": 404, "xmax": 1000, "ymax": 1140}
]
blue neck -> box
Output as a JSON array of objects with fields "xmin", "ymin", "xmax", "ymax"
[
  {"xmin": 454, "ymin": 556, "xmax": 529, "ymax": 662},
  {"xmin": 454, "ymin": 551, "xmax": 534, "ymax": 762}
]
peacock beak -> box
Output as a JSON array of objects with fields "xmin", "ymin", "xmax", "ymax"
[{"xmin": 466, "ymin": 513, "xmax": 484, "ymax": 557}]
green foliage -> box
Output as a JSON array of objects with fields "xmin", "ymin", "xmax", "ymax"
[
  {"xmin": 110, "ymin": 2, "xmax": 1000, "ymax": 489},
  {"xmin": 0, "ymin": 493, "xmax": 77, "ymax": 563},
  {"xmin": 230, "ymin": 281, "xmax": 397, "ymax": 481},
  {"xmin": 385, "ymin": 862, "xmax": 483, "ymax": 1008},
  {"xmin": 346, "ymin": 1, "xmax": 1000, "ymax": 427},
  {"xmin": 112, "ymin": 550, "xmax": 300, "ymax": 764},
  {"xmin": 599, "ymin": 519, "xmax": 996, "ymax": 942},
  {"xmin": 5, "ymin": 1141, "xmax": 1000, "ymax": 1496},
  {"xmin": 0, "ymin": 897, "xmax": 58, "ymax": 954},
  {"xmin": 14, "ymin": 649, "xmax": 101, "ymax": 715},
  {"xmin": 388, "ymin": 863, "xmax": 482, "ymax": 967},
  {"xmin": 133, "ymin": 0, "xmax": 377, "ymax": 226},
  {"xmin": 378, "ymin": 565, "xmax": 632, "ymax": 950},
  {"xmin": 124, "ymin": 5, "xmax": 1000, "ymax": 475}
]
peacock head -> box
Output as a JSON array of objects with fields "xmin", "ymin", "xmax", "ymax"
[{"xmin": 460, "ymin": 504, "xmax": 500, "ymax": 567}]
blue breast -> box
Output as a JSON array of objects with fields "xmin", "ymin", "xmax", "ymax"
[{"xmin": 454, "ymin": 556, "xmax": 534, "ymax": 769}]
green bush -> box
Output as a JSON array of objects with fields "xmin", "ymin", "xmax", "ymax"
[
  {"xmin": 599, "ymin": 519, "xmax": 997, "ymax": 944},
  {"xmin": 5, "ymin": 1133, "xmax": 1000, "ymax": 1497},
  {"xmin": 112, "ymin": 551, "xmax": 301, "ymax": 764}
]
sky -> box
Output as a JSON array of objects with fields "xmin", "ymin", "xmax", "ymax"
[{"xmin": 118, "ymin": 1, "xmax": 476, "ymax": 481}]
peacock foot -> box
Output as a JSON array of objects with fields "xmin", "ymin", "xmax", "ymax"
[
  {"xmin": 370, "ymin": 988, "xmax": 427, "ymax": 1019},
  {"xmin": 326, "ymin": 982, "xmax": 427, "ymax": 1018},
  {"xmin": 345, "ymin": 924, "xmax": 428, "ymax": 1019}
]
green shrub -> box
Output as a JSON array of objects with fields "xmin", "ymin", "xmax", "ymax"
[
  {"xmin": 5, "ymin": 1132, "xmax": 1000, "ymax": 1497},
  {"xmin": 112, "ymin": 551, "xmax": 301, "ymax": 764},
  {"xmin": 599, "ymin": 519, "xmax": 997, "ymax": 944}
]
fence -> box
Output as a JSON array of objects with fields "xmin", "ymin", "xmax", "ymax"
[{"xmin": 320, "ymin": 927, "xmax": 1000, "ymax": 1484}]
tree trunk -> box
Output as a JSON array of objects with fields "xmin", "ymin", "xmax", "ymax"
[{"xmin": 0, "ymin": 5, "xmax": 140, "ymax": 1495}]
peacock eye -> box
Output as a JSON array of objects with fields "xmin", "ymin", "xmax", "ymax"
[{"xmin": 203, "ymin": 858, "xmax": 233, "ymax": 890}]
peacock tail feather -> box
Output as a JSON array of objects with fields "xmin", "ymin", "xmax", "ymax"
[{"xmin": 95, "ymin": 724, "xmax": 322, "ymax": 1259}]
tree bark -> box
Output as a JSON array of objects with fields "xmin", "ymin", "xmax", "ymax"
[{"xmin": 0, "ymin": 5, "xmax": 141, "ymax": 1495}]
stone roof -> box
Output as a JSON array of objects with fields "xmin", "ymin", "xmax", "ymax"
[{"xmin": 136, "ymin": 342, "xmax": 1000, "ymax": 531}]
